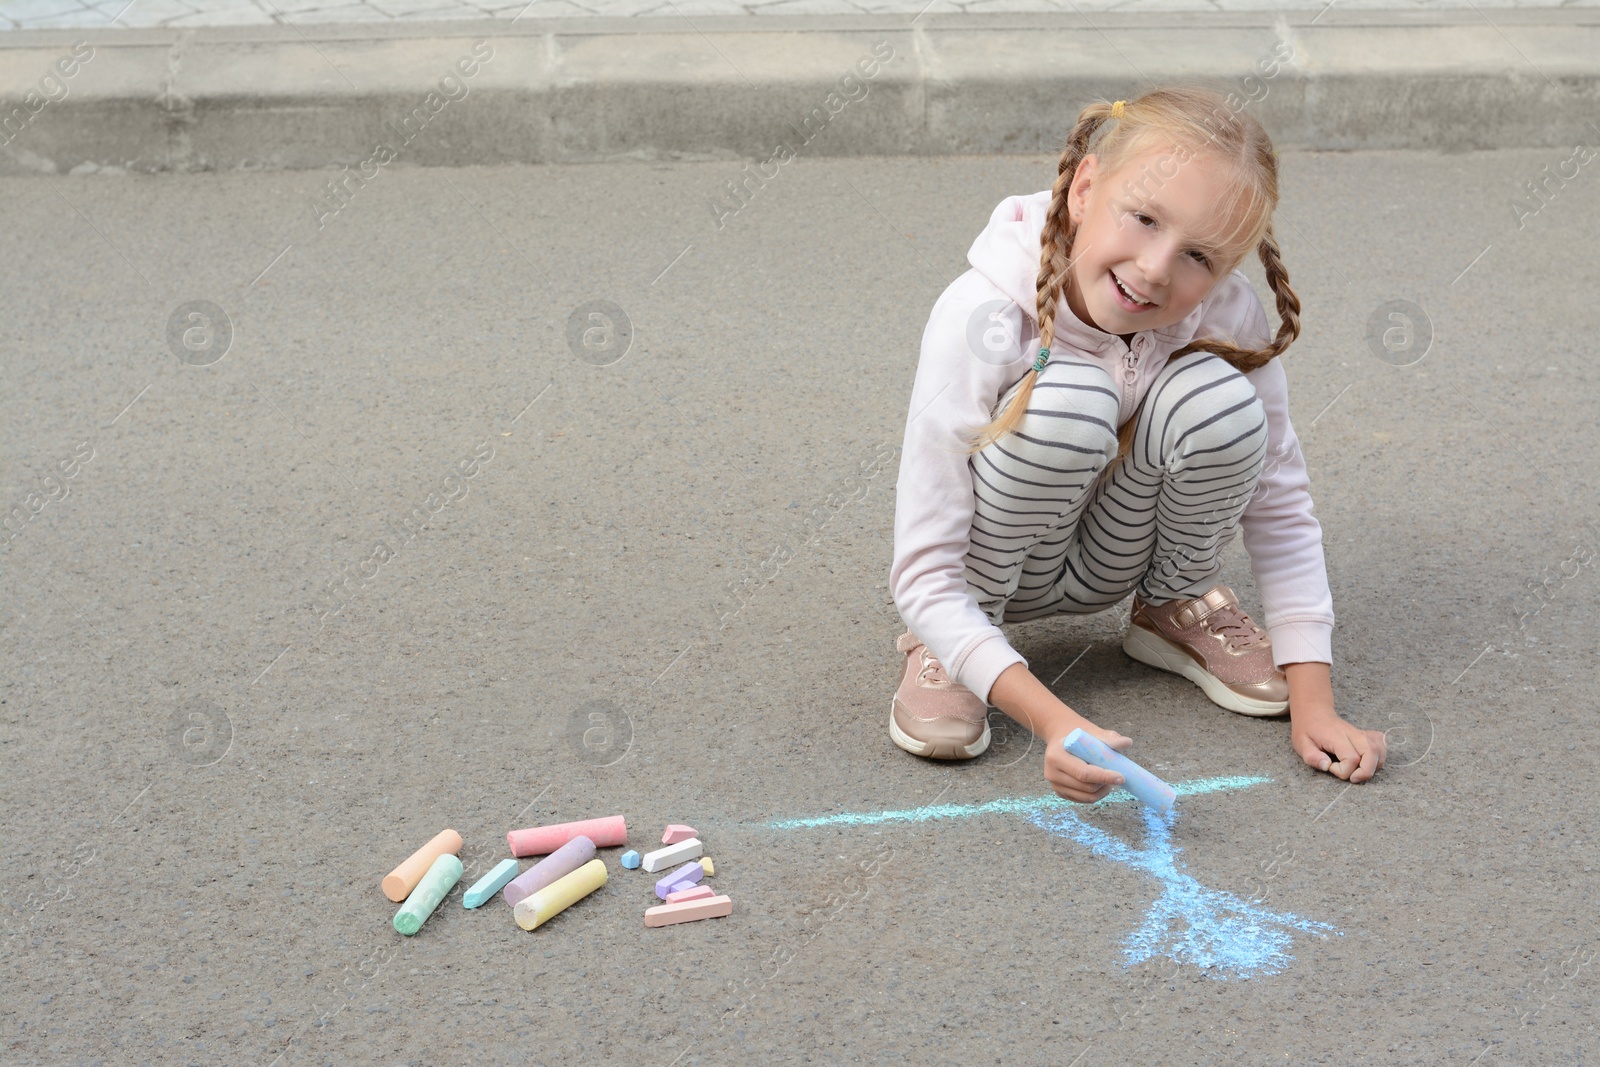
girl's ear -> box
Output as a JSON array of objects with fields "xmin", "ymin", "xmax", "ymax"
[{"xmin": 1068, "ymin": 153, "xmax": 1099, "ymax": 223}]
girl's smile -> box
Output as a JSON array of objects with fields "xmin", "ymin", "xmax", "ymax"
[{"xmin": 1109, "ymin": 270, "xmax": 1158, "ymax": 311}]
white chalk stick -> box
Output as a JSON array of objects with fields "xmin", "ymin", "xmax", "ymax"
[{"xmin": 640, "ymin": 837, "xmax": 703, "ymax": 873}]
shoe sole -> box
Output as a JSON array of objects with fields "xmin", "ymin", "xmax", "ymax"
[
  {"xmin": 1122, "ymin": 626, "xmax": 1288, "ymax": 717},
  {"xmin": 888, "ymin": 700, "xmax": 991, "ymax": 760}
]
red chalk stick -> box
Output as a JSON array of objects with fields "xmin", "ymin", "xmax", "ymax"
[
  {"xmin": 661, "ymin": 823, "xmax": 697, "ymax": 844},
  {"xmin": 507, "ymin": 815, "xmax": 626, "ymax": 857}
]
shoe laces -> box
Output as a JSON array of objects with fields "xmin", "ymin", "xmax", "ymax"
[
  {"xmin": 917, "ymin": 647, "xmax": 952, "ymax": 684},
  {"xmin": 1206, "ymin": 603, "xmax": 1270, "ymax": 649}
]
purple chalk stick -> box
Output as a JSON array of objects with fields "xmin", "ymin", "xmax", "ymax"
[
  {"xmin": 503, "ymin": 835, "xmax": 596, "ymax": 908},
  {"xmin": 654, "ymin": 861, "xmax": 704, "ymax": 899}
]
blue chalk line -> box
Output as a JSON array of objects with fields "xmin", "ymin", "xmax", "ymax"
[
  {"xmin": 766, "ymin": 774, "xmax": 1269, "ymax": 830},
  {"xmin": 769, "ymin": 774, "xmax": 1339, "ymax": 979}
]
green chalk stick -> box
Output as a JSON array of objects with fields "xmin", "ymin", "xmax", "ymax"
[{"xmin": 394, "ymin": 852, "xmax": 463, "ymax": 935}]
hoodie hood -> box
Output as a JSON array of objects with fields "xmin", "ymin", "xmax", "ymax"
[{"xmin": 965, "ymin": 189, "xmax": 1211, "ymax": 358}]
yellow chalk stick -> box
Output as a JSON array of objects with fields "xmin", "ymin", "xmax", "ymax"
[{"xmin": 513, "ymin": 858, "xmax": 607, "ymax": 930}]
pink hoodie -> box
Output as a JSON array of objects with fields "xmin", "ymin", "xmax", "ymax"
[{"xmin": 889, "ymin": 189, "xmax": 1334, "ymax": 704}]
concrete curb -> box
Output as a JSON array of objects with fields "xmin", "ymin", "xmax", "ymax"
[{"xmin": 2, "ymin": 11, "xmax": 1598, "ymax": 174}]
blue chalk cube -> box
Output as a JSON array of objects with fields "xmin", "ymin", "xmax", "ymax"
[{"xmin": 620, "ymin": 850, "xmax": 642, "ymax": 870}]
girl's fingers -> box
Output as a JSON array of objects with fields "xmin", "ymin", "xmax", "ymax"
[
  {"xmin": 1047, "ymin": 769, "xmax": 1121, "ymax": 802},
  {"xmin": 1292, "ymin": 733, "xmax": 1330, "ymax": 771},
  {"xmin": 1053, "ymin": 753, "xmax": 1123, "ymax": 784},
  {"xmin": 1047, "ymin": 745, "xmax": 1129, "ymax": 803},
  {"xmin": 1349, "ymin": 735, "xmax": 1386, "ymax": 782}
]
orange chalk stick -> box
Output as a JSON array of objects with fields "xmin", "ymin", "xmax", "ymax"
[
  {"xmin": 644, "ymin": 894, "xmax": 733, "ymax": 927},
  {"xmin": 664, "ymin": 885, "xmax": 717, "ymax": 904},
  {"xmin": 382, "ymin": 828, "xmax": 463, "ymax": 902},
  {"xmin": 507, "ymin": 815, "xmax": 626, "ymax": 857}
]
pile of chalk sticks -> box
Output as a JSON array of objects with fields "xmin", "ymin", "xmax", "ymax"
[{"xmin": 380, "ymin": 815, "xmax": 734, "ymax": 936}]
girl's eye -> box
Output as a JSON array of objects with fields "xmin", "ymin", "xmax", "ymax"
[{"xmin": 1132, "ymin": 210, "xmax": 1211, "ymax": 266}]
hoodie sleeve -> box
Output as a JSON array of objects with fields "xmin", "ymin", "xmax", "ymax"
[
  {"xmin": 889, "ymin": 269, "xmax": 1035, "ymax": 704},
  {"xmin": 1227, "ymin": 281, "xmax": 1336, "ymax": 666}
]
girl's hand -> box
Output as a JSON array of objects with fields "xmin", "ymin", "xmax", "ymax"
[
  {"xmin": 1291, "ymin": 712, "xmax": 1387, "ymax": 783},
  {"xmin": 1044, "ymin": 723, "xmax": 1134, "ymax": 802},
  {"xmin": 1284, "ymin": 661, "xmax": 1386, "ymax": 783}
]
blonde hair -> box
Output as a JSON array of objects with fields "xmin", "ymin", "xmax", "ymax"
[{"xmin": 963, "ymin": 86, "xmax": 1301, "ymax": 462}]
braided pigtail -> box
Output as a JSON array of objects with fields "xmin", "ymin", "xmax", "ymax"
[
  {"xmin": 1167, "ymin": 223, "xmax": 1301, "ymax": 372},
  {"xmin": 962, "ymin": 101, "xmax": 1121, "ymax": 456}
]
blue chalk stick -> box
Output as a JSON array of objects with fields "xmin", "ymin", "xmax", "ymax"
[
  {"xmin": 463, "ymin": 858, "xmax": 520, "ymax": 909},
  {"xmin": 1062, "ymin": 728, "xmax": 1176, "ymax": 814},
  {"xmin": 620, "ymin": 850, "xmax": 641, "ymax": 870}
]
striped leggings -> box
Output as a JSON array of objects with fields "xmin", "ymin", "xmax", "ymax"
[{"xmin": 965, "ymin": 351, "xmax": 1268, "ymax": 624}]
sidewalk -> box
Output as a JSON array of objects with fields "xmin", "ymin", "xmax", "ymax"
[
  {"xmin": 4, "ymin": 0, "xmax": 1597, "ymax": 29},
  {"xmin": 2, "ymin": 4, "xmax": 1597, "ymax": 173}
]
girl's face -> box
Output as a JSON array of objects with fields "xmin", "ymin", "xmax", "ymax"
[{"xmin": 1063, "ymin": 147, "xmax": 1252, "ymax": 342}]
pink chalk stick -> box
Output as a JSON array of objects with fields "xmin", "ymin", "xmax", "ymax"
[
  {"xmin": 645, "ymin": 894, "xmax": 733, "ymax": 927},
  {"xmin": 654, "ymin": 861, "xmax": 704, "ymax": 899},
  {"xmin": 503, "ymin": 836, "xmax": 596, "ymax": 907},
  {"xmin": 661, "ymin": 823, "xmax": 698, "ymax": 844},
  {"xmin": 665, "ymin": 884, "xmax": 716, "ymax": 904},
  {"xmin": 507, "ymin": 815, "xmax": 626, "ymax": 857}
]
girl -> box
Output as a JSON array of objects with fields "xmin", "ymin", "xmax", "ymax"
[{"xmin": 888, "ymin": 87, "xmax": 1386, "ymax": 802}]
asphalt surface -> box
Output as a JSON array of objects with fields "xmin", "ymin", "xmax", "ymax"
[{"xmin": 1, "ymin": 149, "xmax": 1597, "ymax": 1065}]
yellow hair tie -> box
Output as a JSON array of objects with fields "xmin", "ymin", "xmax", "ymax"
[{"xmin": 1111, "ymin": 99, "xmax": 1125, "ymax": 119}]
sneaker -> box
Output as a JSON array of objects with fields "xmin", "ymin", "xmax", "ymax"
[
  {"xmin": 890, "ymin": 631, "xmax": 991, "ymax": 759},
  {"xmin": 1122, "ymin": 585, "xmax": 1289, "ymax": 716}
]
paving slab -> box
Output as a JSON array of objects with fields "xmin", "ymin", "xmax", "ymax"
[{"xmin": 4, "ymin": 0, "xmax": 1600, "ymax": 30}]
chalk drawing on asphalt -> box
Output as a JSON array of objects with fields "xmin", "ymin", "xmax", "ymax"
[{"xmin": 769, "ymin": 775, "xmax": 1339, "ymax": 979}]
